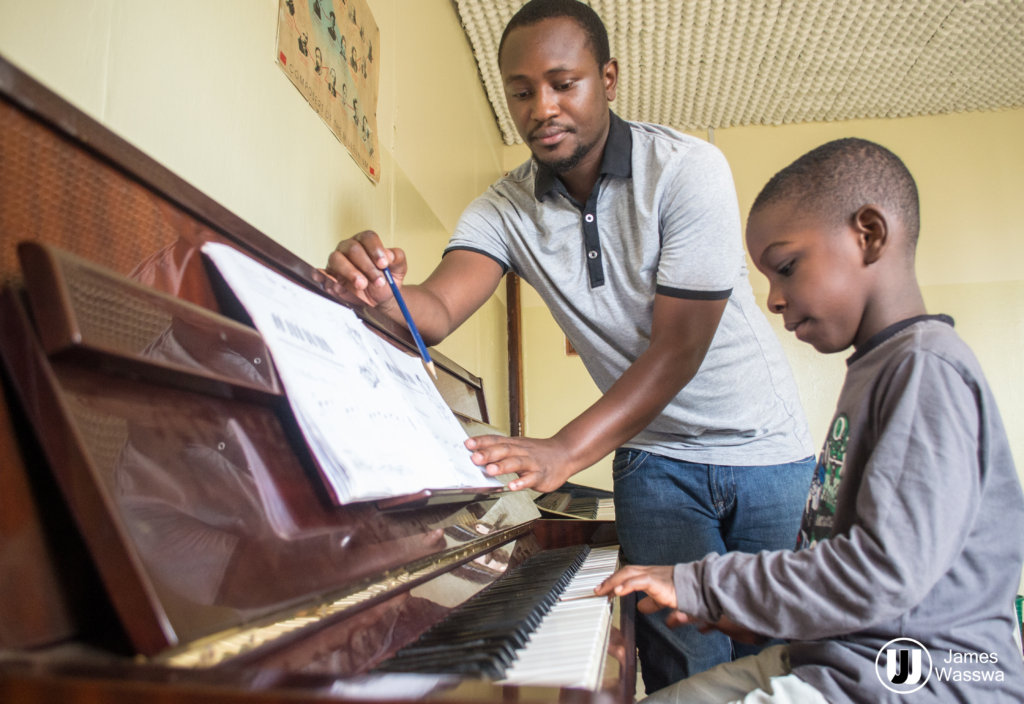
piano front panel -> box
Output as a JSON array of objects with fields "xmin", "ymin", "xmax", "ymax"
[
  {"xmin": 0, "ymin": 281, "xmax": 540, "ymax": 655},
  {"xmin": 0, "ymin": 296, "xmax": 631, "ymax": 696},
  {"xmin": 0, "ymin": 65, "xmax": 240, "ymax": 650},
  {"xmin": 0, "ymin": 55, "xmax": 635, "ymax": 702},
  {"xmin": 0, "ymin": 58, "xmax": 496, "ymax": 650},
  {"xmin": 0, "ymin": 372, "xmax": 80, "ymax": 648},
  {"xmin": 0, "ymin": 527, "xmax": 632, "ymax": 703}
]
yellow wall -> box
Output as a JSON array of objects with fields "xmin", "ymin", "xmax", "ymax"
[
  {"xmin": 0, "ymin": 0, "xmax": 511, "ymax": 431},
  {"xmin": 512, "ymin": 107, "xmax": 1024, "ymax": 491}
]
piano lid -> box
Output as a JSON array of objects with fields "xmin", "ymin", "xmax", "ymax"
[{"xmin": 0, "ymin": 241, "xmax": 540, "ymax": 659}]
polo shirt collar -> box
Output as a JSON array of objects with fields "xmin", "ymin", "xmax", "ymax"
[{"xmin": 533, "ymin": 110, "xmax": 632, "ymax": 201}]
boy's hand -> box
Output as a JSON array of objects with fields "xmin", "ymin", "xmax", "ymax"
[
  {"xmin": 596, "ymin": 566, "xmax": 768, "ymax": 645},
  {"xmin": 594, "ymin": 565, "xmax": 677, "ymax": 611},
  {"xmin": 316, "ymin": 230, "xmax": 405, "ymax": 308}
]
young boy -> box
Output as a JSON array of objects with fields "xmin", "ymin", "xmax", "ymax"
[{"xmin": 597, "ymin": 138, "xmax": 1024, "ymax": 703}]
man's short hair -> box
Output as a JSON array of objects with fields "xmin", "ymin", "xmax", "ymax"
[
  {"xmin": 498, "ymin": 0, "xmax": 611, "ymax": 69},
  {"xmin": 751, "ymin": 138, "xmax": 921, "ymax": 246}
]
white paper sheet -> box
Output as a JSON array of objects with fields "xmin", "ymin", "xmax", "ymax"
[{"xmin": 201, "ymin": 242, "xmax": 501, "ymax": 505}]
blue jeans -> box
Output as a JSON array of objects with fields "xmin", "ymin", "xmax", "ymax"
[{"xmin": 612, "ymin": 449, "xmax": 816, "ymax": 694}]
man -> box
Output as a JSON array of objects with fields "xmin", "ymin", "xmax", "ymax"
[{"xmin": 320, "ymin": 0, "xmax": 813, "ymax": 691}]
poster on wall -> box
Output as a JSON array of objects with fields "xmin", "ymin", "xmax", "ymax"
[{"xmin": 276, "ymin": 0, "xmax": 381, "ymax": 183}]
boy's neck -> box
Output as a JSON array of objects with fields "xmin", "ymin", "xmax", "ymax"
[{"xmin": 856, "ymin": 278, "xmax": 927, "ymax": 349}]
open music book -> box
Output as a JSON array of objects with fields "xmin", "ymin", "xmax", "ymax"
[{"xmin": 201, "ymin": 242, "xmax": 503, "ymax": 506}]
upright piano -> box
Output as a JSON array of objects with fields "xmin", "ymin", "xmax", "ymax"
[{"xmin": 0, "ymin": 56, "xmax": 635, "ymax": 703}]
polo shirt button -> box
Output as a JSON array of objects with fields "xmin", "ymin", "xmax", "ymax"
[
  {"xmin": 584, "ymin": 213, "xmax": 595, "ymax": 223},
  {"xmin": 587, "ymin": 250, "xmax": 598, "ymax": 259}
]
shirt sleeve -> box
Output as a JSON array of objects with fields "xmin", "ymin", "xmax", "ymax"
[
  {"xmin": 673, "ymin": 350, "xmax": 984, "ymax": 640},
  {"xmin": 655, "ymin": 141, "xmax": 743, "ymax": 300},
  {"xmin": 444, "ymin": 191, "xmax": 513, "ymax": 274}
]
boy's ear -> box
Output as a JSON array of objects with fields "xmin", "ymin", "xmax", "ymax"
[{"xmin": 854, "ymin": 205, "xmax": 888, "ymax": 265}]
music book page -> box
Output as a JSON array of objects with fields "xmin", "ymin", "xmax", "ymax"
[{"xmin": 201, "ymin": 242, "xmax": 502, "ymax": 505}]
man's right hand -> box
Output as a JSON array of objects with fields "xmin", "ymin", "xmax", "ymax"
[
  {"xmin": 316, "ymin": 230, "xmax": 406, "ymax": 308},
  {"xmin": 316, "ymin": 243, "xmax": 505, "ymax": 350}
]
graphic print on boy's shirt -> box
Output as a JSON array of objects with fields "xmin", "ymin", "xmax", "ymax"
[{"xmin": 798, "ymin": 414, "xmax": 849, "ymax": 549}]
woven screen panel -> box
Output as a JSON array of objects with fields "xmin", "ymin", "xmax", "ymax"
[{"xmin": 453, "ymin": 0, "xmax": 1024, "ymax": 145}]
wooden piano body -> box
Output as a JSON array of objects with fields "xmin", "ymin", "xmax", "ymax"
[{"xmin": 0, "ymin": 56, "xmax": 635, "ymax": 703}]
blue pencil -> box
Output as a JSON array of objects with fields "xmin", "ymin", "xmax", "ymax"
[{"xmin": 381, "ymin": 267, "xmax": 437, "ymax": 379}]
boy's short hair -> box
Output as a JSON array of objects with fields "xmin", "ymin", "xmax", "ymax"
[
  {"xmin": 751, "ymin": 138, "xmax": 921, "ymax": 247},
  {"xmin": 498, "ymin": 0, "xmax": 611, "ymax": 69}
]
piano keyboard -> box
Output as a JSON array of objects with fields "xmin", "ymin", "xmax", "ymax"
[
  {"xmin": 377, "ymin": 544, "xmax": 620, "ymax": 689},
  {"xmin": 498, "ymin": 545, "xmax": 619, "ymax": 689}
]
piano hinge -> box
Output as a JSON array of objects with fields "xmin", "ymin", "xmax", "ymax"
[{"xmin": 153, "ymin": 521, "xmax": 536, "ymax": 669}]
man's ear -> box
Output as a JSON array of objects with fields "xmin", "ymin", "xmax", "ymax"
[
  {"xmin": 603, "ymin": 58, "xmax": 619, "ymax": 101},
  {"xmin": 854, "ymin": 205, "xmax": 888, "ymax": 265}
]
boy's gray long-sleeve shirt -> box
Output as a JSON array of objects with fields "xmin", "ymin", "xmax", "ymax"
[{"xmin": 673, "ymin": 316, "xmax": 1024, "ymax": 702}]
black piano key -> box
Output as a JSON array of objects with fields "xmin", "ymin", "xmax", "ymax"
[
  {"xmin": 375, "ymin": 544, "xmax": 591, "ymax": 679},
  {"xmin": 385, "ymin": 642, "xmax": 519, "ymax": 672},
  {"xmin": 393, "ymin": 635, "xmax": 519, "ymax": 659},
  {"xmin": 383, "ymin": 653, "xmax": 507, "ymax": 679}
]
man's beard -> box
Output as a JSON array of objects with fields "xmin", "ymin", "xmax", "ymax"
[{"xmin": 537, "ymin": 134, "xmax": 598, "ymax": 174}]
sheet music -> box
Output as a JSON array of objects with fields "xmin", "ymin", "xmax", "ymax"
[{"xmin": 201, "ymin": 243, "xmax": 501, "ymax": 505}]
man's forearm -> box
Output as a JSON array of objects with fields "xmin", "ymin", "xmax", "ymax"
[{"xmin": 553, "ymin": 341, "xmax": 705, "ymax": 472}]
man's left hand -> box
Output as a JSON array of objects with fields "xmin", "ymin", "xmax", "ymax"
[{"xmin": 465, "ymin": 435, "xmax": 575, "ymax": 492}]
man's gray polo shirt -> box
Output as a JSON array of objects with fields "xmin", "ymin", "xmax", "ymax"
[{"xmin": 446, "ymin": 112, "xmax": 812, "ymax": 466}]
